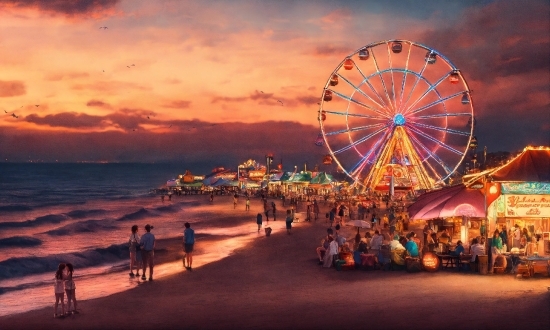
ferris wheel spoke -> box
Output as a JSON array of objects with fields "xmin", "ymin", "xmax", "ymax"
[
  {"xmin": 409, "ymin": 122, "xmax": 471, "ymax": 137},
  {"xmin": 386, "ymin": 44, "xmax": 398, "ymax": 110},
  {"xmin": 335, "ymin": 73, "xmax": 389, "ymax": 117},
  {"xmin": 407, "ymin": 125, "xmax": 463, "ymax": 156},
  {"xmin": 330, "ymin": 90, "xmax": 392, "ymax": 120},
  {"xmin": 406, "ymin": 91, "xmax": 464, "ymax": 116},
  {"xmin": 415, "ymin": 113, "xmax": 472, "ymax": 119},
  {"xmin": 332, "ymin": 124, "xmax": 390, "ymax": 155},
  {"xmin": 403, "ymin": 71, "xmax": 453, "ymax": 115},
  {"xmin": 370, "ymin": 49, "xmax": 395, "ymax": 111},
  {"xmin": 325, "ymin": 123, "xmax": 387, "ymax": 137},
  {"xmin": 399, "ymin": 53, "xmax": 430, "ymax": 113},
  {"xmin": 354, "ymin": 65, "xmax": 391, "ymax": 111},
  {"xmin": 323, "ymin": 109, "xmax": 387, "ymax": 120},
  {"xmin": 349, "ymin": 130, "xmax": 392, "ymax": 177},
  {"xmin": 398, "ymin": 44, "xmax": 413, "ymax": 111},
  {"xmin": 407, "ymin": 132, "xmax": 452, "ymax": 177}
]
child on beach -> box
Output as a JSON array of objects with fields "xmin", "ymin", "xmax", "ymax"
[
  {"xmin": 53, "ymin": 263, "xmax": 66, "ymax": 318},
  {"xmin": 64, "ymin": 263, "xmax": 78, "ymax": 314}
]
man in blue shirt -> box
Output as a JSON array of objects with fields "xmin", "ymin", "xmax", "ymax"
[
  {"xmin": 140, "ymin": 224, "xmax": 155, "ymax": 281},
  {"xmin": 183, "ymin": 222, "xmax": 195, "ymax": 270}
]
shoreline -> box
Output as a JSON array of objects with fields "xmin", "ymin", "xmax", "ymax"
[{"xmin": 1, "ymin": 196, "xmax": 549, "ymax": 329}]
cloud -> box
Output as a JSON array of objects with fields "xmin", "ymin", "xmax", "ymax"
[
  {"xmin": 0, "ymin": 80, "xmax": 26, "ymax": 97},
  {"xmin": 0, "ymin": 0, "xmax": 120, "ymax": 17},
  {"xmin": 163, "ymin": 100, "xmax": 191, "ymax": 109},
  {"xmin": 0, "ymin": 121, "xmax": 327, "ymax": 169},
  {"xmin": 25, "ymin": 112, "xmax": 106, "ymax": 128},
  {"xmin": 86, "ymin": 99, "xmax": 112, "ymax": 109},
  {"xmin": 46, "ymin": 72, "xmax": 90, "ymax": 81}
]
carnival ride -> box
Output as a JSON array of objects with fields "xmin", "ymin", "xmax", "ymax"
[{"xmin": 318, "ymin": 39, "xmax": 474, "ymax": 192}]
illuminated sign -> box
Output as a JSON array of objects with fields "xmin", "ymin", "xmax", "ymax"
[
  {"xmin": 501, "ymin": 182, "xmax": 550, "ymax": 195},
  {"xmin": 505, "ymin": 194, "xmax": 550, "ymax": 217}
]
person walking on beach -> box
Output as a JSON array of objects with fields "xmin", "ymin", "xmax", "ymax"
[
  {"xmin": 233, "ymin": 195, "xmax": 238, "ymax": 209},
  {"xmin": 271, "ymin": 201, "xmax": 277, "ymax": 220},
  {"xmin": 183, "ymin": 222, "xmax": 195, "ymax": 270},
  {"xmin": 329, "ymin": 207, "xmax": 336, "ymax": 227},
  {"xmin": 210, "ymin": 192, "xmax": 214, "ymax": 202},
  {"xmin": 313, "ymin": 199, "xmax": 320, "ymax": 221},
  {"xmin": 129, "ymin": 225, "xmax": 141, "ymax": 277},
  {"xmin": 53, "ymin": 263, "xmax": 66, "ymax": 318},
  {"xmin": 285, "ymin": 209, "xmax": 294, "ymax": 234},
  {"xmin": 256, "ymin": 213, "xmax": 263, "ymax": 232},
  {"xmin": 282, "ymin": 194, "xmax": 286, "ymax": 207},
  {"xmin": 264, "ymin": 201, "xmax": 270, "ymax": 221},
  {"xmin": 140, "ymin": 224, "xmax": 155, "ymax": 281},
  {"xmin": 64, "ymin": 263, "xmax": 78, "ymax": 314},
  {"xmin": 245, "ymin": 197, "xmax": 250, "ymax": 211}
]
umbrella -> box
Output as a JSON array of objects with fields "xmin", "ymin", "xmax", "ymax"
[
  {"xmin": 408, "ymin": 184, "xmax": 485, "ymax": 220},
  {"xmin": 346, "ymin": 220, "xmax": 371, "ymax": 234}
]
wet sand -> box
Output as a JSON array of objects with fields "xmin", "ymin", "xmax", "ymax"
[{"xmin": 1, "ymin": 196, "xmax": 549, "ymax": 329}]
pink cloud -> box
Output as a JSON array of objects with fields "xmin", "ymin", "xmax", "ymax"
[{"xmin": 0, "ymin": 80, "xmax": 26, "ymax": 97}]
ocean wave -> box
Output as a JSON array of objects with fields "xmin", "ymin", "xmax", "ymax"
[
  {"xmin": 43, "ymin": 220, "xmax": 118, "ymax": 236},
  {"xmin": 117, "ymin": 208, "xmax": 153, "ymax": 221},
  {"xmin": 66, "ymin": 209, "xmax": 106, "ymax": 219},
  {"xmin": 0, "ymin": 205, "xmax": 33, "ymax": 213},
  {"xmin": 0, "ymin": 236, "xmax": 42, "ymax": 248},
  {"xmin": 0, "ymin": 243, "xmax": 130, "ymax": 280},
  {"xmin": 0, "ymin": 214, "xmax": 70, "ymax": 229}
]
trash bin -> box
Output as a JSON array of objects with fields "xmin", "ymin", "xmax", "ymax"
[
  {"xmin": 264, "ymin": 227, "xmax": 272, "ymax": 236},
  {"xmin": 478, "ymin": 255, "xmax": 488, "ymax": 275}
]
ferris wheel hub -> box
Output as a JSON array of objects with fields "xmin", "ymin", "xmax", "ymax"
[{"xmin": 393, "ymin": 114, "xmax": 406, "ymax": 126}]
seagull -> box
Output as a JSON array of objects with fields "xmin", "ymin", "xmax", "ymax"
[
  {"xmin": 131, "ymin": 64, "xmax": 135, "ymax": 66},
  {"xmin": 3, "ymin": 110, "xmax": 7, "ymax": 113},
  {"xmin": 127, "ymin": 66, "xmax": 131, "ymax": 68},
  {"xmin": 147, "ymin": 116, "xmax": 150, "ymax": 119},
  {"xmin": 35, "ymin": 105, "xmax": 39, "ymax": 107},
  {"xmin": 277, "ymin": 100, "xmax": 283, "ymax": 106},
  {"xmin": 99, "ymin": 26, "xmax": 108, "ymax": 30},
  {"xmin": 260, "ymin": 91, "xmax": 264, "ymax": 93},
  {"xmin": 11, "ymin": 113, "xmax": 18, "ymax": 118}
]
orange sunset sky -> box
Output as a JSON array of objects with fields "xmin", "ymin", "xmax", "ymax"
[{"xmin": 0, "ymin": 0, "xmax": 548, "ymax": 171}]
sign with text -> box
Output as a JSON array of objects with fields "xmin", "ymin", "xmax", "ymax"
[{"xmin": 504, "ymin": 194, "xmax": 550, "ymax": 217}]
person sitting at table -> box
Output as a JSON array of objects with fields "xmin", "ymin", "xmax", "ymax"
[
  {"xmin": 450, "ymin": 240, "xmax": 464, "ymax": 256},
  {"xmin": 405, "ymin": 232, "xmax": 419, "ymax": 258},
  {"xmin": 469, "ymin": 238, "xmax": 486, "ymax": 263},
  {"xmin": 369, "ymin": 230, "xmax": 383, "ymax": 253},
  {"xmin": 490, "ymin": 229, "xmax": 503, "ymax": 273},
  {"xmin": 390, "ymin": 234, "xmax": 405, "ymax": 251}
]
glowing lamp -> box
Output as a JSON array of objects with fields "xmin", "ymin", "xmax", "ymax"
[
  {"xmin": 422, "ymin": 252, "xmax": 440, "ymax": 272},
  {"xmin": 489, "ymin": 185, "xmax": 497, "ymax": 194}
]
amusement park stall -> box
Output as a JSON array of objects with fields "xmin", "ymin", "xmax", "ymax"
[
  {"xmin": 483, "ymin": 147, "xmax": 550, "ymax": 256},
  {"xmin": 408, "ymin": 184, "xmax": 485, "ymax": 248}
]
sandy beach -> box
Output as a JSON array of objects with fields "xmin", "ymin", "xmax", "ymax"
[{"xmin": 1, "ymin": 195, "xmax": 549, "ymax": 330}]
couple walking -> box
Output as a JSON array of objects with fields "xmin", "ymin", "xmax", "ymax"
[
  {"xmin": 53, "ymin": 263, "xmax": 78, "ymax": 318},
  {"xmin": 129, "ymin": 224, "xmax": 156, "ymax": 281}
]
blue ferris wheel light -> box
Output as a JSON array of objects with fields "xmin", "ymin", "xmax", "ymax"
[{"xmin": 393, "ymin": 114, "xmax": 406, "ymax": 126}]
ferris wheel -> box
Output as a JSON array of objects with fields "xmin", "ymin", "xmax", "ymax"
[{"xmin": 318, "ymin": 39, "xmax": 474, "ymax": 191}]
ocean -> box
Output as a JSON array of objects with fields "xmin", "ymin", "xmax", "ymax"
[{"xmin": 0, "ymin": 163, "xmax": 260, "ymax": 316}]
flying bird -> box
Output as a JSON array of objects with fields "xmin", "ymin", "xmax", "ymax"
[
  {"xmin": 260, "ymin": 91, "xmax": 264, "ymax": 93},
  {"xmin": 127, "ymin": 66, "xmax": 131, "ymax": 68},
  {"xmin": 3, "ymin": 110, "xmax": 7, "ymax": 113},
  {"xmin": 35, "ymin": 105, "xmax": 39, "ymax": 107},
  {"xmin": 277, "ymin": 100, "xmax": 283, "ymax": 106},
  {"xmin": 99, "ymin": 26, "xmax": 108, "ymax": 30},
  {"xmin": 131, "ymin": 64, "xmax": 135, "ymax": 66},
  {"xmin": 11, "ymin": 113, "xmax": 18, "ymax": 119},
  {"xmin": 147, "ymin": 116, "xmax": 150, "ymax": 119}
]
